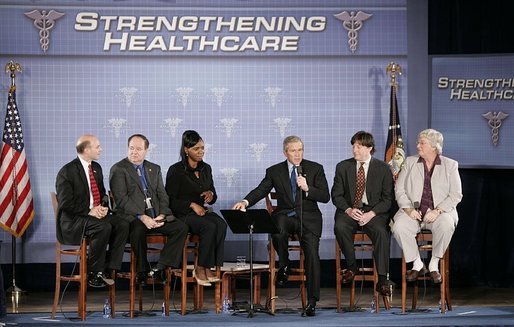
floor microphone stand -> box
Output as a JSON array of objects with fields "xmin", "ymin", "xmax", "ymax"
[
  {"xmin": 234, "ymin": 214, "xmax": 273, "ymax": 318},
  {"xmin": 248, "ymin": 222, "xmax": 255, "ymax": 317}
]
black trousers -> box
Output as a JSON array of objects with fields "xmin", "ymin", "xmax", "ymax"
[
  {"xmin": 334, "ymin": 213, "xmax": 391, "ymax": 276},
  {"xmin": 181, "ymin": 212, "xmax": 227, "ymax": 268},
  {"xmin": 63, "ymin": 213, "xmax": 129, "ymax": 272},
  {"xmin": 272, "ymin": 213, "xmax": 320, "ymax": 303},
  {"xmin": 129, "ymin": 218, "xmax": 188, "ymax": 273}
]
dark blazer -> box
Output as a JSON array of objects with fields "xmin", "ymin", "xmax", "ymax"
[
  {"xmin": 109, "ymin": 158, "xmax": 172, "ymax": 221},
  {"xmin": 55, "ymin": 157, "xmax": 106, "ymax": 245},
  {"xmin": 244, "ymin": 159, "xmax": 330, "ymax": 237},
  {"xmin": 165, "ymin": 160, "xmax": 217, "ymax": 217},
  {"xmin": 331, "ymin": 157, "xmax": 393, "ymax": 217}
]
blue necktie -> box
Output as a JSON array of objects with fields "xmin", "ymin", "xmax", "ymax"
[
  {"xmin": 137, "ymin": 165, "xmax": 156, "ymax": 217},
  {"xmin": 290, "ymin": 166, "xmax": 297, "ymax": 202},
  {"xmin": 136, "ymin": 165, "xmax": 149, "ymax": 194}
]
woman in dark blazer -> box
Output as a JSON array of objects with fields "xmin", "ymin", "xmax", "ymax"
[{"xmin": 165, "ymin": 130, "xmax": 227, "ymax": 286}]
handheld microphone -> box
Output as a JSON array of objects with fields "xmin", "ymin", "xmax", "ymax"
[
  {"xmin": 295, "ymin": 165, "xmax": 304, "ymax": 237},
  {"xmin": 144, "ymin": 197, "xmax": 156, "ymax": 218},
  {"xmin": 413, "ymin": 201, "xmax": 422, "ymax": 227}
]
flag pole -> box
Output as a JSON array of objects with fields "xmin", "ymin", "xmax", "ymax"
[{"xmin": 4, "ymin": 60, "xmax": 26, "ymax": 306}]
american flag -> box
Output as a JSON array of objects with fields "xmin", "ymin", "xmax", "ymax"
[
  {"xmin": 384, "ymin": 82, "xmax": 405, "ymax": 179},
  {"xmin": 0, "ymin": 89, "xmax": 35, "ymax": 237}
]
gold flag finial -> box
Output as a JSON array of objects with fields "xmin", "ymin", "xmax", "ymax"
[
  {"xmin": 5, "ymin": 60, "xmax": 22, "ymax": 92},
  {"xmin": 386, "ymin": 62, "xmax": 401, "ymax": 86}
]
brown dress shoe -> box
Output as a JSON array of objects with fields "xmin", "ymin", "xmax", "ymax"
[
  {"xmin": 430, "ymin": 271, "xmax": 442, "ymax": 284},
  {"xmin": 341, "ymin": 269, "xmax": 356, "ymax": 284},
  {"xmin": 406, "ymin": 266, "xmax": 427, "ymax": 282}
]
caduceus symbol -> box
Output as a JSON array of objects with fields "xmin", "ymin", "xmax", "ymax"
[
  {"xmin": 334, "ymin": 11, "xmax": 372, "ymax": 53},
  {"xmin": 264, "ymin": 87, "xmax": 282, "ymax": 108},
  {"xmin": 218, "ymin": 118, "xmax": 238, "ymax": 137},
  {"xmin": 118, "ymin": 87, "xmax": 138, "ymax": 108},
  {"xmin": 162, "ymin": 118, "xmax": 183, "ymax": 137},
  {"xmin": 220, "ymin": 168, "xmax": 238, "ymax": 187},
  {"xmin": 175, "ymin": 87, "xmax": 194, "ymax": 108},
  {"xmin": 106, "ymin": 118, "xmax": 127, "ymax": 138},
  {"xmin": 482, "ymin": 111, "xmax": 509, "ymax": 146},
  {"xmin": 211, "ymin": 87, "xmax": 229, "ymax": 107},
  {"xmin": 24, "ymin": 10, "xmax": 65, "ymax": 53},
  {"xmin": 249, "ymin": 143, "xmax": 268, "ymax": 162},
  {"xmin": 273, "ymin": 117, "xmax": 291, "ymax": 137}
]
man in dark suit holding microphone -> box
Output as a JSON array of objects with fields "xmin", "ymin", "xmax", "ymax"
[
  {"xmin": 331, "ymin": 131, "xmax": 394, "ymax": 296},
  {"xmin": 233, "ymin": 135, "xmax": 330, "ymax": 316},
  {"xmin": 56, "ymin": 134, "xmax": 129, "ymax": 288}
]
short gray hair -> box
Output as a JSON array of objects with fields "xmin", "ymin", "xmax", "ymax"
[
  {"xmin": 283, "ymin": 135, "xmax": 303, "ymax": 152},
  {"xmin": 418, "ymin": 129, "xmax": 443, "ymax": 154}
]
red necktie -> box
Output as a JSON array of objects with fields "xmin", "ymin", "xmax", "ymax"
[
  {"xmin": 89, "ymin": 164, "xmax": 101, "ymax": 206},
  {"xmin": 353, "ymin": 162, "xmax": 365, "ymax": 208}
]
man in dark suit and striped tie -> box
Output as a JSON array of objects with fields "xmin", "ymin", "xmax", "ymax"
[
  {"xmin": 331, "ymin": 131, "xmax": 394, "ymax": 296},
  {"xmin": 56, "ymin": 134, "xmax": 129, "ymax": 288}
]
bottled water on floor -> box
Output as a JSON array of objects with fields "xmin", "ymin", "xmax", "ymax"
[{"xmin": 102, "ymin": 298, "xmax": 111, "ymax": 318}]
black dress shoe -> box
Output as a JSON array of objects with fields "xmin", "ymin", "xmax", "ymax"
[
  {"xmin": 276, "ymin": 266, "xmax": 289, "ymax": 286},
  {"xmin": 88, "ymin": 272, "xmax": 107, "ymax": 288},
  {"xmin": 376, "ymin": 280, "xmax": 395, "ymax": 297},
  {"xmin": 303, "ymin": 304, "xmax": 316, "ymax": 317},
  {"xmin": 99, "ymin": 271, "xmax": 114, "ymax": 286},
  {"xmin": 148, "ymin": 266, "xmax": 167, "ymax": 284},
  {"xmin": 136, "ymin": 272, "xmax": 148, "ymax": 286},
  {"xmin": 341, "ymin": 268, "xmax": 356, "ymax": 284}
]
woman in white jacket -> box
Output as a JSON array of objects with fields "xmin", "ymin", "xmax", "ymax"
[{"xmin": 392, "ymin": 129, "xmax": 463, "ymax": 283}]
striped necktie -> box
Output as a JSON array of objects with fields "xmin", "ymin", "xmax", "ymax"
[
  {"xmin": 353, "ymin": 162, "xmax": 365, "ymax": 208},
  {"xmin": 88, "ymin": 164, "xmax": 101, "ymax": 206}
]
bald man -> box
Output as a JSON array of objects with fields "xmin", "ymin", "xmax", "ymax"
[{"xmin": 56, "ymin": 134, "xmax": 129, "ymax": 288}]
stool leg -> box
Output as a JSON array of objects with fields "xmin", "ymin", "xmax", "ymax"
[
  {"xmin": 51, "ymin": 247, "xmax": 61, "ymax": 320},
  {"xmin": 373, "ymin": 261, "xmax": 379, "ymax": 314},
  {"xmin": 129, "ymin": 251, "xmax": 136, "ymax": 318},
  {"xmin": 79, "ymin": 244, "xmax": 87, "ymax": 321},
  {"xmin": 440, "ymin": 255, "xmax": 446, "ymax": 313},
  {"xmin": 401, "ymin": 256, "xmax": 407, "ymax": 314},
  {"xmin": 254, "ymin": 274, "xmax": 261, "ymax": 305},
  {"xmin": 335, "ymin": 242, "xmax": 342, "ymax": 313},
  {"xmin": 350, "ymin": 280, "xmax": 356, "ymax": 308},
  {"xmin": 445, "ymin": 253, "xmax": 452, "ymax": 310},
  {"xmin": 109, "ymin": 269, "xmax": 116, "ymax": 318},
  {"xmin": 215, "ymin": 267, "xmax": 221, "ymax": 313}
]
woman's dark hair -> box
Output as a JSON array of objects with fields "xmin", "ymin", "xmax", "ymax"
[
  {"xmin": 180, "ymin": 130, "xmax": 203, "ymax": 161},
  {"xmin": 350, "ymin": 130, "xmax": 375, "ymax": 155}
]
